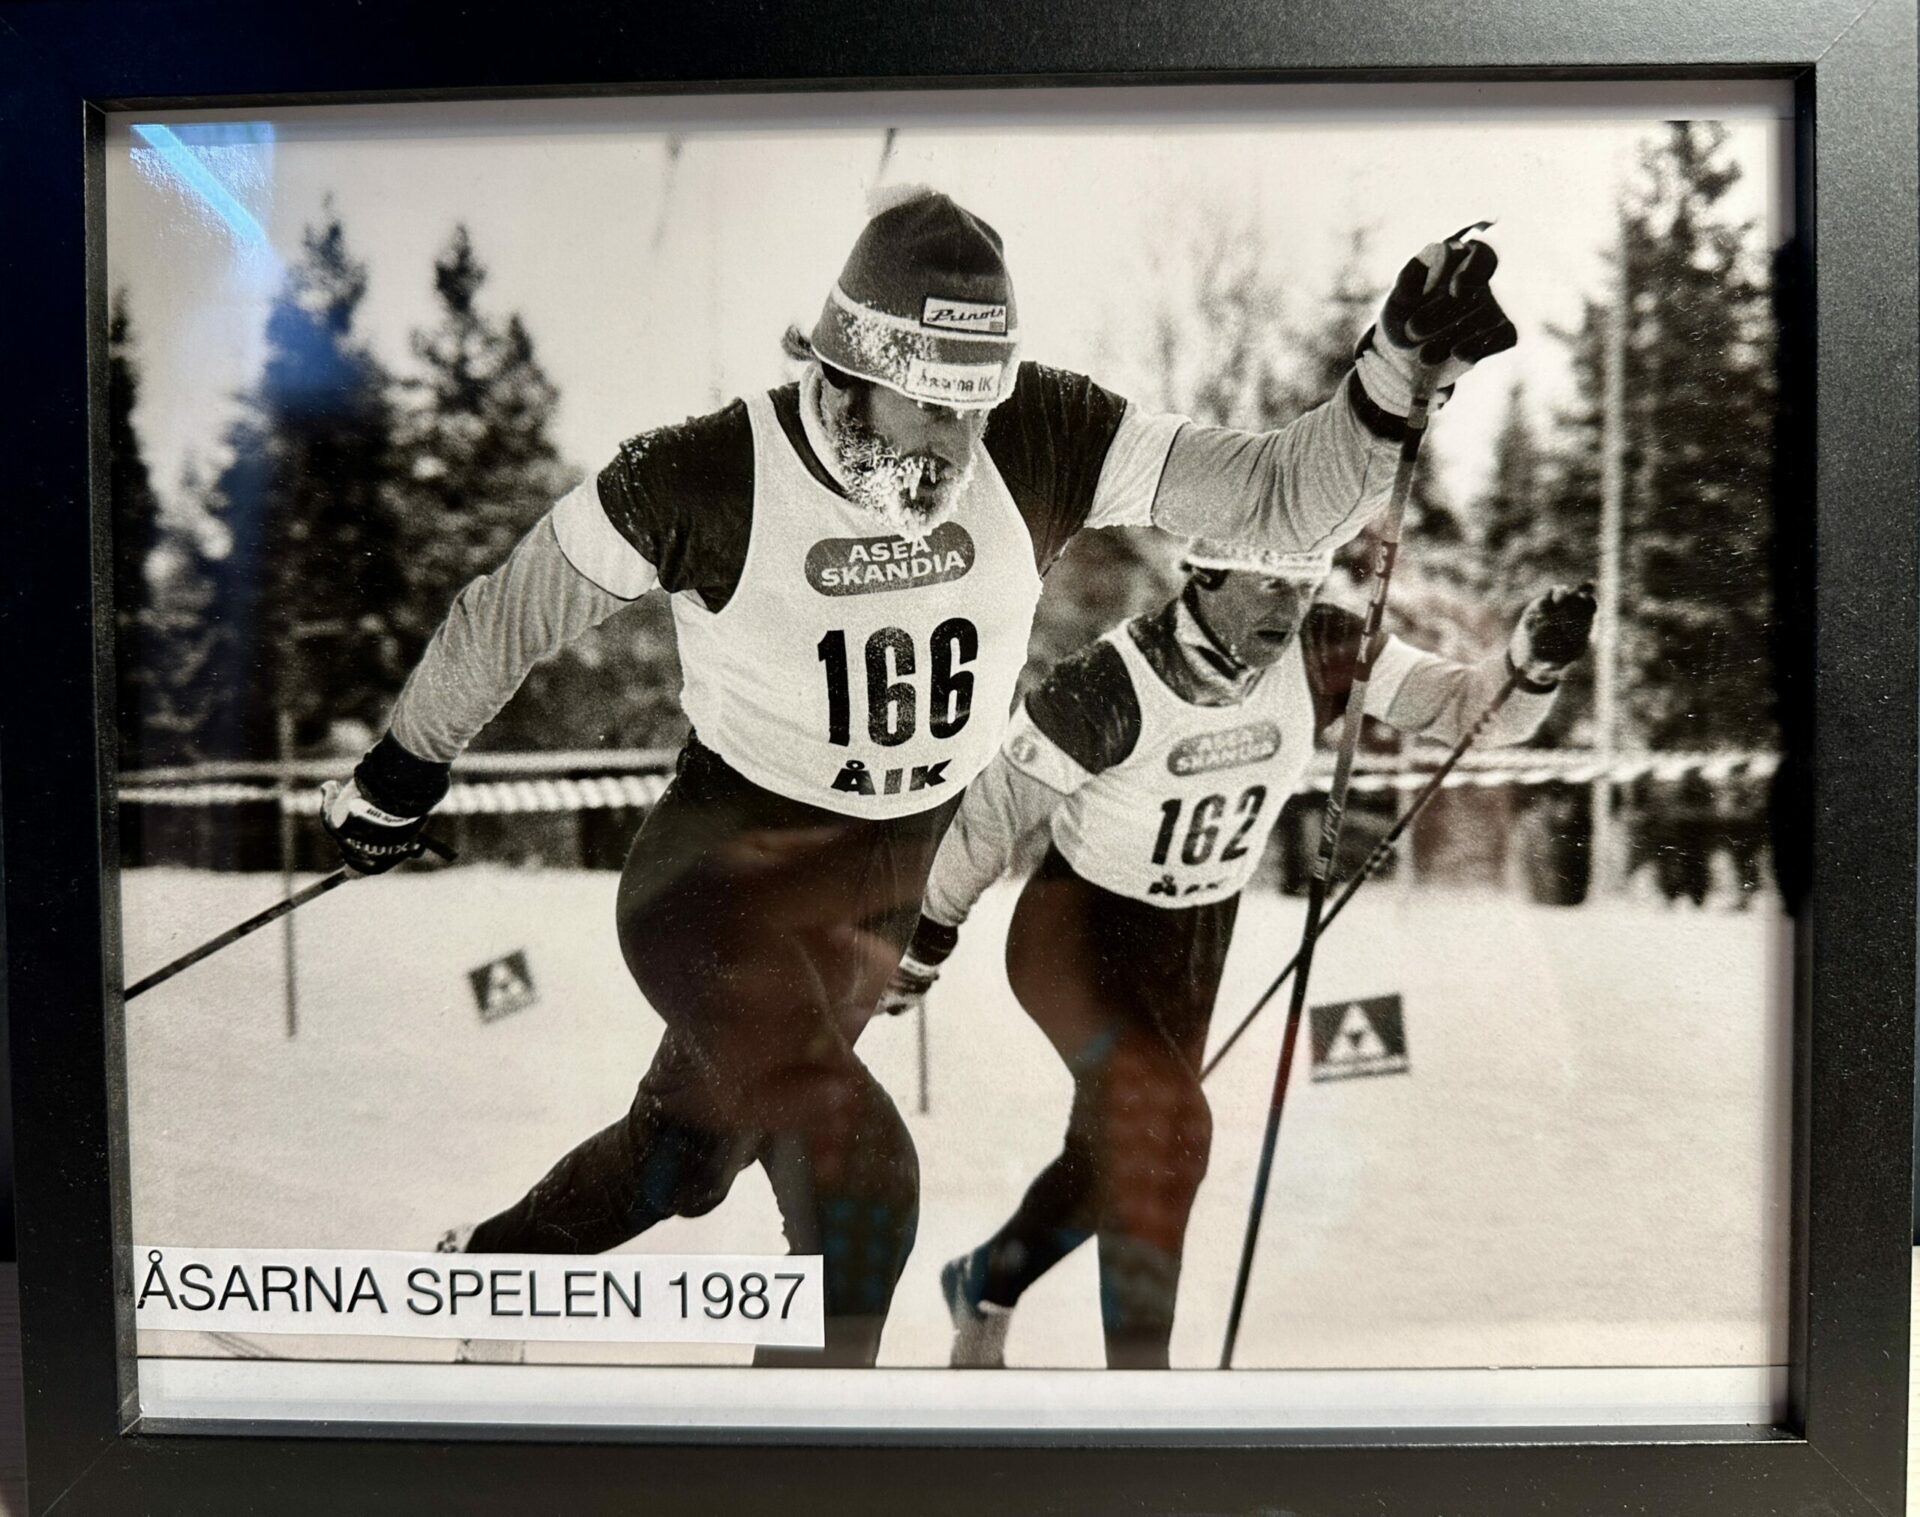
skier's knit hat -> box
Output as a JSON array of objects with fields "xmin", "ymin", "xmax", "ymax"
[
  {"xmin": 810, "ymin": 184, "xmax": 1019, "ymax": 412},
  {"xmin": 1183, "ymin": 539, "xmax": 1336, "ymax": 580}
]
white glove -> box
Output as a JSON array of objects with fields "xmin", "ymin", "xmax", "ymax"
[
  {"xmin": 876, "ymin": 953, "xmax": 940, "ymax": 1017},
  {"xmin": 319, "ymin": 776, "xmax": 430, "ymax": 875}
]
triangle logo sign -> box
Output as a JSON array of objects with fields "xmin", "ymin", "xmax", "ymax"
[
  {"xmin": 468, "ymin": 949, "xmax": 539, "ymax": 1023},
  {"xmin": 1327, "ymin": 1002, "xmax": 1390, "ymax": 1063},
  {"xmin": 1309, "ymin": 994, "xmax": 1411, "ymax": 1082}
]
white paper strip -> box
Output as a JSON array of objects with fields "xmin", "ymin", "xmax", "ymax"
[
  {"xmin": 133, "ymin": 1247, "xmax": 823, "ymax": 1348},
  {"xmin": 137, "ymin": 1359, "xmax": 1787, "ymax": 1432}
]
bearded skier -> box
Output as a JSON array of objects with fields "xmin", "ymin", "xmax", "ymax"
[
  {"xmin": 319, "ymin": 188, "xmax": 1520, "ymax": 1366},
  {"xmin": 880, "ymin": 546, "xmax": 1595, "ymax": 1368}
]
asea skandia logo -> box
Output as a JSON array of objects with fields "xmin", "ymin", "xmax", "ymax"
[
  {"xmin": 805, "ymin": 523, "xmax": 975, "ymax": 597},
  {"xmin": 1167, "ymin": 722, "xmax": 1282, "ymax": 776}
]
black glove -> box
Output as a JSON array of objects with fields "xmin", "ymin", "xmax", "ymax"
[
  {"xmin": 1509, "ymin": 582, "xmax": 1598, "ymax": 688},
  {"xmin": 1359, "ymin": 224, "xmax": 1518, "ymax": 412},
  {"xmin": 320, "ymin": 734, "xmax": 450, "ymax": 875}
]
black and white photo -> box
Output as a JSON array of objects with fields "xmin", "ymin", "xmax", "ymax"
[{"xmin": 106, "ymin": 84, "xmax": 1797, "ymax": 1431}]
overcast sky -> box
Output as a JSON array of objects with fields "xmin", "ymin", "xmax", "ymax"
[{"xmin": 106, "ymin": 82, "xmax": 1790, "ymax": 520}]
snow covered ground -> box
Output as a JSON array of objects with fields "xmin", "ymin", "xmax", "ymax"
[{"xmin": 121, "ymin": 865, "xmax": 1793, "ymax": 1373}]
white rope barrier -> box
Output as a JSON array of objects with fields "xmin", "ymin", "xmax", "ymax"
[
  {"xmin": 1324, "ymin": 750, "xmax": 1780, "ymax": 795},
  {"xmin": 117, "ymin": 751, "xmax": 1779, "ymax": 811},
  {"xmin": 118, "ymin": 749, "xmax": 681, "ymax": 785},
  {"xmin": 119, "ymin": 774, "xmax": 674, "ymax": 813}
]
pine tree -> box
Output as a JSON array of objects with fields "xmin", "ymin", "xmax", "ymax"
[
  {"xmin": 108, "ymin": 295, "xmax": 223, "ymax": 771},
  {"xmin": 1510, "ymin": 122, "xmax": 1776, "ymax": 753},
  {"xmin": 395, "ymin": 226, "xmax": 692, "ymax": 771},
  {"xmin": 1481, "ymin": 122, "xmax": 1779, "ymax": 900},
  {"xmin": 201, "ymin": 210, "xmax": 408, "ymax": 769},
  {"xmin": 108, "ymin": 290, "xmax": 166, "ymax": 766},
  {"xmin": 1279, "ymin": 227, "xmax": 1376, "ymax": 417},
  {"xmin": 1479, "ymin": 384, "xmax": 1545, "ymax": 574},
  {"xmin": 393, "ymin": 226, "xmax": 686, "ymax": 864},
  {"xmin": 1151, "ymin": 206, "xmax": 1304, "ymax": 435},
  {"xmin": 394, "ymin": 226, "xmax": 578, "ymax": 655},
  {"xmin": 109, "ymin": 295, "xmax": 237, "ymax": 864},
  {"xmin": 154, "ymin": 456, "xmax": 225, "ymax": 756},
  {"xmin": 1622, "ymin": 125, "xmax": 1776, "ymax": 752}
]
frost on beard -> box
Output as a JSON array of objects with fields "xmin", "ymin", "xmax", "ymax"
[{"xmin": 824, "ymin": 412, "xmax": 975, "ymax": 536}]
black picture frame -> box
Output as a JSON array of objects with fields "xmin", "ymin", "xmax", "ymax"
[{"xmin": 1, "ymin": 1, "xmax": 1913, "ymax": 1512}]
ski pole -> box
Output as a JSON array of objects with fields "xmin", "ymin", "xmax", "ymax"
[
  {"xmin": 1218, "ymin": 375, "xmax": 1435, "ymax": 1369},
  {"xmin": 124, "ymin": 835, "xmax": 455, "ymax": 1001},
  {"xmin": 1200, "ymin": 666, "xmax": 1523, "ymax": 1083}
]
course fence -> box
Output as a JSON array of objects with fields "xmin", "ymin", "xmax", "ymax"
[{"xmin": 117, "ymin": 746, "xmax": 1785, "ymax": 911}]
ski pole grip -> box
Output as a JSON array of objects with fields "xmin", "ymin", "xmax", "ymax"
[{"xmin": 416, "ymin": 834, "xmax": 458, "ymax": 864}]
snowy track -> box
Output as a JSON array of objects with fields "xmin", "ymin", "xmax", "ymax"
[{"xmin": 122, "ymin": 866, "xmax": 1792, "ymax": 1372}]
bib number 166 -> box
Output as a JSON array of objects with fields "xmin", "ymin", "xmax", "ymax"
[{"xmin": 818, "ymin": 618, "xmax": 977, "ymax": 747}]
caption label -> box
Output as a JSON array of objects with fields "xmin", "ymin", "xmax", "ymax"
[{"xmin": 133, "ymin": 1247, "xmax": 824, "ymax": 1347}]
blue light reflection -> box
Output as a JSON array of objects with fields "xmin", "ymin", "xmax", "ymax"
[{"xmin": 130, "ymin": 123, "xmax": 270, "ymax": 247}]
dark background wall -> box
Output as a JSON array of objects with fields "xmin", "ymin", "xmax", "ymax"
[{"xmin": 1, "ymin": 764, "xmax": 13, "ymax": 1261}]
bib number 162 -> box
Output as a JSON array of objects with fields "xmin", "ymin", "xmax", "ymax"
[
  {"xmin": 818, "ymin": 618, "xmax": 977, "ymax": 748},
  {"xmin": 1152, "ymin": 785, "xmax": 1269, "ymax": 866}
]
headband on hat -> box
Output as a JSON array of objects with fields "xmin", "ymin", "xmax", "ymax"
[
  {"xmin": 1182, "ymin": 539, "xmax": 1336, "ymax": 580},
  {"xmin": 810, "ymin": 187, "xmax": 1019, "ymax": 411}
]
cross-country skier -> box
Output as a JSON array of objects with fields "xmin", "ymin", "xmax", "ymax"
[
  {"xmin": 318, "ymin": 189, "xmax": 1520, "ymax": 1366},
  {"xmin": 879, "ymin": 548, "xmax": 1595, "ymax": 1368}
]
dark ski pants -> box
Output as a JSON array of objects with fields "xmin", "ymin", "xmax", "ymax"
[
  {"xmin": 468, "ymin": 736, "xmax": 959, "ymax": 1366},
  {"xmin": 973, "ymin": 846, "xmax": 1236, "ymax": 1368}
]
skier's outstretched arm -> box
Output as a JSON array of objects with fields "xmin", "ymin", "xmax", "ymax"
[
  {"xmin": 1370, "ymin": 584, "xmax": 1597, "ymax": 746},
  {"xmin": 320, "ymin": 483, "xmax": 642, "ymax": 873},
  {"xmin": 877, "ymin": 635, "xmax": 1141, "ymax": 1016},
  {"xmin": 924, "ymin": 742, "xmax": 1076, "ymax": 929},
  {"xmin": 320, "ymin": 394, "xmax": 758, "ymax": 873},
  {"xmin": 875, "ymin": 726, "xmax": 1082, "ymax": 1017},
  {"xmin": 390, "ymin": 488, "xmax": 642, "ymax": 762},
  {"xmin": 1138, "ymin": 230, "xmax": 1518, "ymax": 556}
]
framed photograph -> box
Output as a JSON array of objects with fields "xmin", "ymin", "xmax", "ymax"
[{"xmin": 2, "ymin": 2, "xmax": 1913, "ymax": 1514}]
